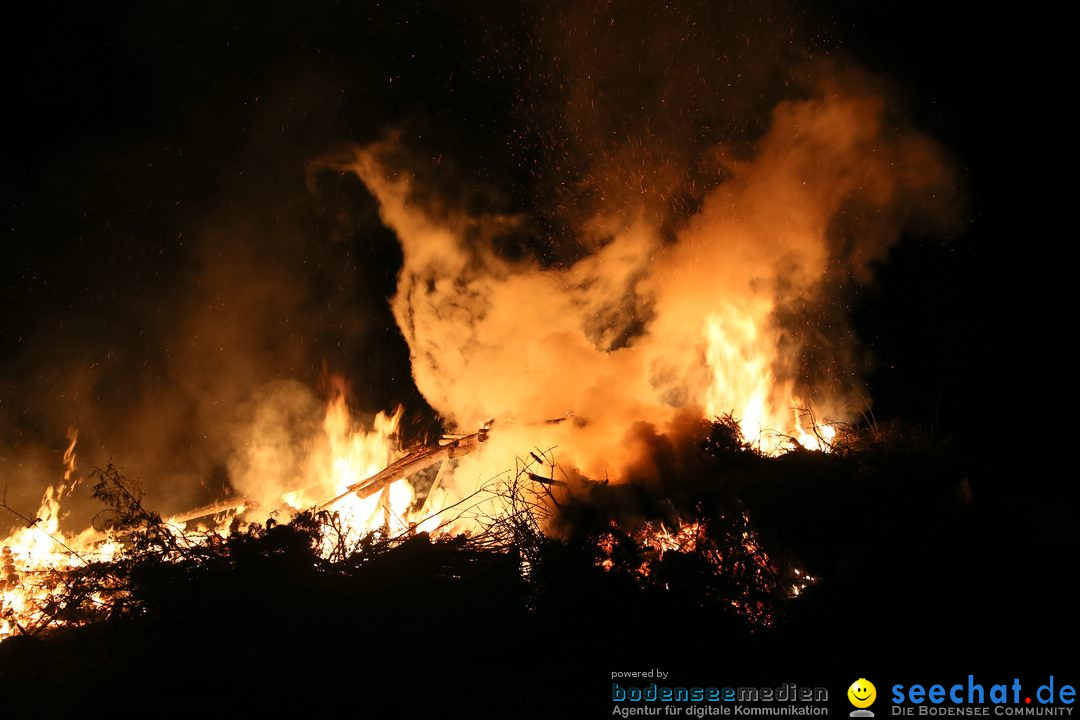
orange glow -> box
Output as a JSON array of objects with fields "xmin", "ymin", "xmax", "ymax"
[{"xmin": 592, "ymin": 515, "xmax": 816, "ymax": 626}]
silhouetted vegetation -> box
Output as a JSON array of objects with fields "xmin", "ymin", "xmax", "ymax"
[{"xmin": 1, "ymin": 420, "xmax": 1052, "ymax": 717}]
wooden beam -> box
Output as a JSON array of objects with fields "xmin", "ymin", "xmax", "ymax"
[
  {"xmin": 168, "ymin": 497, "xmax": 251, "ymax": 523},
  {"xmin": 322, "ymin": 429, "xmax": 488, "ymax": 508},
  {"xmin": 165, "ymin": 425, "xmax": 492, "ymax": 521}
]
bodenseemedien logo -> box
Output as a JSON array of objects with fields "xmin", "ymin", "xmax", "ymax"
[
  {"xmin": 849, "ymin": 679, "xmax": 877, "ymax": 718},
  {"xmin": 610, "ymin": 679, "xmax": 829, "ymax": 716}
]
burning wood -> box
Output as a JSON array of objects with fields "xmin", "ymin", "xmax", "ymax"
[
  {"xmin": 168, "ymin": 497, "xmax": 252, "ymax": 524},
  {"xmin": 158, "ymin": 423, "xmax": 493, "ymax": 525},
  {"xmin": 322, "ymin": 426, "xmax": 490, "ymax": 507},
  {"xmin": 1, "ymin": 413, "xmax": 918, "ymax": 648}
]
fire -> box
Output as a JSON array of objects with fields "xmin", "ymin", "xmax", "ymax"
[
  {"xmin": 703, "ymin": 309, "xmax": 837, "ymax": 454},
  {"xmin": 0, "ymin": 72, "xmax": 955, "ymax": 644},
  {"xmin": 1, "ymin": 430, "xmax": 120, "ymax": 639},
  {"xmin": 286, "ymin": 389, "xmax": 411, "ymax": 537},
  {"xmin": 342, "ymin": 84, "xmax": 913, "ymax": 492},
  {"xmin": 0, "ymin": 375, "xmax": 828, "ymax": 641},
  {"xmin": 594, "ymin": 514, "xmax": 817, "ymax": 626},
  {"xmin": 0, "ymin": 389, "xmax": 417, "ymax": 642},
  {"xmin": 642, "ymin": 521, "xmax": 703, "ymax": 557}
]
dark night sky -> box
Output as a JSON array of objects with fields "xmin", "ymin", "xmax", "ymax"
[{"xmin": 0, "ymin": 2, "xmax": 1065, "ymax": 519}]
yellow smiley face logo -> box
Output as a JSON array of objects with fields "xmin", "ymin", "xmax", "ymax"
[{"xmin": 848, "ymin": 679, "xmax": 877, "ymax": 708}]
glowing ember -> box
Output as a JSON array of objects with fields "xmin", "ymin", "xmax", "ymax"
[{"xmin": 593, "ymin": 513, "xmax": 816, "ymax": 627}]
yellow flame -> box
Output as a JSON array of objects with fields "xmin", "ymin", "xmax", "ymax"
[
  {"xmin": 702, "ymin": 312, "xmax": 836, "ymax": 454},
  {"xmin": 1, "ymin": 429, "xmax": 121, "ymax": 640},
  {"xmin": 278, "ymin": 388, "xmax": 414, "ymax": 546}
]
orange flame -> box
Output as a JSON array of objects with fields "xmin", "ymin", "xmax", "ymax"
[
  {"xmin": 1, "ymin": 430, "xmax": 121, "ymax": 639},
  {"xmin": 0, "ymin": 393, "xmax": 418, "ymax": 642},
  {"xmin": 285, "ymin": 390, "xmax": 409, "ymax": 531}
]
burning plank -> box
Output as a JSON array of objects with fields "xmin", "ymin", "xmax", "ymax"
[
  {"xmin": 168, "ymin": 497, "xmax": 252, "ymax": 524},
  {"xmin": 322, "ymin": 426, "xmax": 489, "ymax": 508},
  {"xmin": 149, "ymin": 425, "xmax": 491, "ymax": 525}
]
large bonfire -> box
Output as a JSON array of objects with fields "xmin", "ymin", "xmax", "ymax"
[{"xmin": 1, "ymin": 74, "xmax": 955, "ymax": 643}]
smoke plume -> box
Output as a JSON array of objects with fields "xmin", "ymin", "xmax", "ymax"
[
  {"xmin": 0, "ymin": 1, "xmax": 964, "ymax": 536},
  {"xmin": 341, "ymin": 63, "xmax": 961, "ymax": 505}
]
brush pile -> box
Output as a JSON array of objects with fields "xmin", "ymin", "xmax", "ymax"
[{"xmin": 0, "ymin": 419, "xmax": 972, "ymax": 715}]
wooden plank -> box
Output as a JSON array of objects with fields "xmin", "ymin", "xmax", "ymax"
[{"xmin": 322, "ymin": 429, "xmax": 488, "ymax": 508}]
